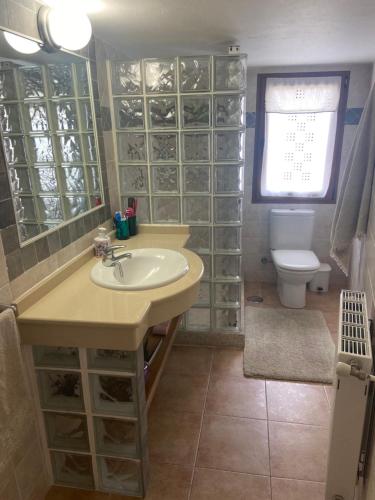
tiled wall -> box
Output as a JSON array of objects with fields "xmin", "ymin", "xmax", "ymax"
[{"xmin": 243, "ymin": 63, "xmax": 372, "ymax": 287}]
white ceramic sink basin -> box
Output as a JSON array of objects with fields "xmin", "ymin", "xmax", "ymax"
[{"xmin": 90, "ymin": 248, "xmax": 189, "ymax": 291}]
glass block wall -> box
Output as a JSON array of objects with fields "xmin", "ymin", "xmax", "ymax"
[{"xmin": 108, "ymin": 55, "xmax": 246, "ymax": 334}]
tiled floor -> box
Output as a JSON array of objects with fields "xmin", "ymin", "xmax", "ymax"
[{"xmin": 47, "ymin": 282, "xmax": 341, "ymax": 500}]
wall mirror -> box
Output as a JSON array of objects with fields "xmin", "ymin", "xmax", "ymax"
[{"xmin": 0, "ymin": 29, "xmax": 104, "ymax": 245}]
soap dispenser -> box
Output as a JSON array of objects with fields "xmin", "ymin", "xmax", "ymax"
[{"xmin": 94, "ymin": 227, "xmax": 110, "ymax": 257}]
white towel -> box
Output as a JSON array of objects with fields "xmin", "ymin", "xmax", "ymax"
[
  {"xmin": 331, "ymin": 85, "xmax": 375, "ymax": 275},
  {"xmin": 0, "ymin": 309, "xmax": 34, "ymax": 475}
]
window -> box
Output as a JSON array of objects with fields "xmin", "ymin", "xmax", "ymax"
[{"xmin": 252, "ymin": 72, "xmax": 349, "ymax": 203}]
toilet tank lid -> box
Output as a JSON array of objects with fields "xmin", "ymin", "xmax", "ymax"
[{"xmin": 270, "ymin": 209, "xmax": 315, "ymax": 216}]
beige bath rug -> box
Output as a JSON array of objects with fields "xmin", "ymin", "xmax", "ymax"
[{"xmin": 244, "ymin": 307, "xmax": 335, "ymax": 383}]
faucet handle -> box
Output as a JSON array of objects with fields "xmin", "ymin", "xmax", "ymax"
[{"xmin": 104, "ymin": 244, "xmax": 127, "ymax": 259}]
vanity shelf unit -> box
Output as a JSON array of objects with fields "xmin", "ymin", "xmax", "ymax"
[{"xmin": 28, "ymin": 314, "xmax": 181, "ymax": 497}]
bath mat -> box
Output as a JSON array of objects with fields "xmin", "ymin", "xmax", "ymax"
[{"xmin": 244, "ymin": 307, "xmax": 335, "ymax": 383}]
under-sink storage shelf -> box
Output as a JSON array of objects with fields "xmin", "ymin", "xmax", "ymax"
[
  {"xmin": 44, "ymin": 412, "xmax": 90, "ymax": 452},
  {"xmin": 37, "ymin": 370, "xmax": 85, "ymax": 411},
  {"xmin": 50, "ymin": 450, "xmax": 95, "ymax": 489}
]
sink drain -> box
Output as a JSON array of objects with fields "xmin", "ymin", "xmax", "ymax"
[{"xmin": 247, "ymin": 295, "xmax": 264, "ymax": 303}]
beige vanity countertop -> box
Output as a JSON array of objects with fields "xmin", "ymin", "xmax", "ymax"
[{"xmin": 16, "ymin": 225, "xmax": 203, "ymax": 351}]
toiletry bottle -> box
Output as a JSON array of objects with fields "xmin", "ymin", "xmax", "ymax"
[
  {"xmin": 94, "ymin": 227, "xmax": 110, "ymax": 257},
  {"xmin": 116, "ymin": 217, "xmax": 129, "ymax": 240}
]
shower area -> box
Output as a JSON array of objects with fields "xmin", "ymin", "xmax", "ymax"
[{"xmin": 106, "ymin": 54, "xmax": 247, "ymax": 342}]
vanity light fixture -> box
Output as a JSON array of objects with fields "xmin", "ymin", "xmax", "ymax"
[
  {"xmin": 4, "ymin": 32, "xmax": 40, "ymax": 54},
  {"xmin": 37, "ymin": 4, "xmax": 92, "ymax": 52}
]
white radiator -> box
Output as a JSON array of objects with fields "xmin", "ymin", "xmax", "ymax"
[{"xmin": 325, "ymin": 290, "xmax": 373, "ymax": 500}]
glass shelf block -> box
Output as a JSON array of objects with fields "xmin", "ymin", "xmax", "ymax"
[
  {"xmin": 183, "ymin": 196, "xmax": 210, "ymax": 224},
  {"xmin": 214, "ymin": 197, "xmax": 242, "ymax": 224},
  {"xmin": 115, "ymin": 97, "xmax": 144, "ymax": 129},
  {"xmin": 45, "ymin": 412, "xmax": 89, "ymax": 451},
  {"xmin": 64, "ymin": 196, "xmax": 89, "ymax": 219},
  {"xmin": 122, "ymin": 196, "xmax": 150, "ymax": 223},
  {"xmin": 214, "ymin": 226, "xmax": 241, "ymax": 252},
  {"xmin": 88, "ymin": 166, "xmax": 101, "ymax": 194},
  {"xmin": 13, "ymin": 168, "xmax": 31, "ymax": 194},
  {"xmin": 152, "ymin": 196, "xmax": 180, "ymax": 223},
  {"xmin": 182, "ymin": 95, "xmax": 210, "ymax": 128},
  {"xmin": 0, "ymin": 103, "xmax": 21, "ymax": 133},
  {"xmin": 195, "ymin": 281, "xmax": 211, "ymax": 306},
  {"xmin": 0, "ymin": 69, "xmax": 17, "ymax": 100},
  {"xmin": 182, "ymin": 132, "xmax": 210, "ymax": 162},
  {"xmin": 186, "ymin": 226, "xmax": 211, "ymax": 253},
  {"xmin": 151, "ymin": 164, "xmax": 179, "ymax": 193},
  {"xmin": 3, "ymin": 136, "xmax": 27, "ymax": 164},
  {"xmin": 37, "ymin": 370, "xmax": 84, "ymax": 411},
  {"xmin": 112, "ymin": 61, "xmax": 142, "ymax": 95},
  {"xmin": 94, "ymin": 417, "xmax": 139, "ymax": 458},
  {"xmin": 37, "ymin": 196, "xmax": 63, "ymax": 221},
  {"xmin": 60, "ymin": 135, "xmax": 82, "ymax": 162},
  {"xmin": 183, "ymin": 164, "xmax": 210, "ymax": 193},
  {"xmin": 19, "ymin": 66, "xmax": 44, "ymax": 98},
  {"xmin": 98, "ymin": 456, "xmax": 142, "ymax": 495},
  {"xmin": 215, "ymin": 283, "xmax": 241, "ymax": 306},
  {"xmin": 215, "ymin": 94, "xmax": 245, "ymax": 127},
  {"xmin": 33, "ymin": 346, "xmax": 80, "ymax": 368},
  {"xmin": 148, "ymin": 96, "xmax": 177, "ymax": 128},
  {"xmin": 19, "ymin": 223, "xmax": 40, "ymax": 241},
  {"xmin": 51, "ymin": 451, "xmax": 94, "ymax": 489},
  {"xmin": 48, "ymin": 64, "xmax": 74, "ymax": 97},
  {"xmin": 186, "ymin": 307, "xmax": 211, "ymax": 331},
  {"xmin": 179, "ymin": 56, "xmax": 211, "ymax": 92},
  {"xmin": 150, "ymin": 133, "xmax": 177, "ymax": 162},
  {"xmin": 119, "ymin": 165, "xmax": 148, "ymax": 193},
  {"xmin": 34, "ymin": 167, "xmax": 58, "ymax": 193},
  {"xmin": 199, "ymin": 254, "xmax": 211, "ymax": 279},
  {"xmin": 214, "ymin": 131, "xmax": 245, "ymax": 161},
  {"xmin": 54, "ymin": 101, "xmax": 78, "ymax": 131},
  {"xmin": 62, "ymin": 166, "xmax": 85, "ymax": 193},
  {"xmin": 25, "ymin": 102, "xmax": 49, "ymax": 132},
  {"xmin": 30, "ymin": 136, "xmax": 54, "ymax": 163},
  {"xmin": 75, "ymin": 62, "xmax": 90, "ymax": 96},
  {"xmin": 214, "ymin": 255, "xmax": 241, "ymax": 280},
  {"xmin": 82, "ymin": 134, "xmax": 97, "ymax": 162},
  {"xmin": 214, "ymin": 164, "xmax": 243, "ymax": 194},
  {"xmin": 90, "ymin": 374, "xmax": 137, "ymax": 417},
  {"xmin": 88, "ymin": 349, "xmax": 136, "ymax": 372},
  {"xmin": 19, "ymin": 196, "xmax": 36, "ymax": 221},
  {"xmin": 214, "ymin": 55, "xmax": 247, "ymax": 91},
  {"xmin": 79, "ymin": 100, "xmax": 93, "ymax": 130},
  {"xmin": 145, "ymin": 58, "xmax": 176, "ymax": 93},
  {"xmin": 118, "ymin": 132, "xmax": 147, "ymax": 162},
  {"xmin": 215, "ymin": 308, "xmax": 241, "ymax": 331}
]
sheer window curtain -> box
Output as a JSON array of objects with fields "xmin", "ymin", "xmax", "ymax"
[{"xmin": 261, "ymin": 76, "xmax": 341, "ymax": 197}]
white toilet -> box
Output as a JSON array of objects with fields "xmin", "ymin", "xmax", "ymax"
[{"xmin": 270, "ymin": 209, "xmax": 320, "ymax": 309}]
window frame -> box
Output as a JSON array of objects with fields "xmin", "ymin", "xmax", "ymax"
[{"xmin": 252, "ymin": 71, "xmax": 350, "ymax": 204}]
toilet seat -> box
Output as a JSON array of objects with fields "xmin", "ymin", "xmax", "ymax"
[{"xmin": 271, "ymin": 249, "xmax": 320, "ymax": 272}]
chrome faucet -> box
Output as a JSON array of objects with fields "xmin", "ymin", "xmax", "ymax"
[{"xmin": 102, "ymin": 245, "xmax": 132, "ymax": 268}]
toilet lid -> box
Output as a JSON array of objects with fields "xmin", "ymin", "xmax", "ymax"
[{"xmin": 271, "ymin": 249, "xmax": 320, "ymax": 272}]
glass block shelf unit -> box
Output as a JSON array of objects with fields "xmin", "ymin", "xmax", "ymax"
[
  {"xmin": 31, "ymin": 345, "xmax": 149, "ymax": 497},
  {"xmin": 108, "ymin": 55, "xmax": 246, "ymax": 335},
  {"xmin": 0, "ymin": 60, "xmax": 104, "ymax": 243}
]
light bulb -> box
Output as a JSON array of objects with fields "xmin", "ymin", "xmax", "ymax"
[
  {"xmin": 47, "ymin": 5, "xmax": 92, "ymax": 51},
  {"xmin": 4, "ymin": 32, "xmax": 40, "ymax": 54}
]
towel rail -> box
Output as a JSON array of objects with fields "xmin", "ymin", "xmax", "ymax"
[{"xmin": 0, "ymin": 303, "xmax": 18, "ymax": 316}]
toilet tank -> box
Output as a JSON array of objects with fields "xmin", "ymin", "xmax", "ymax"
[{"xmin": 270, "ymin": 209, "xmax": 315, "ymax": 250}]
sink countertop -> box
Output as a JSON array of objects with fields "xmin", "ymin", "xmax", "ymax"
[{"xmin": 16, "ymin": 224, "xmax": 203, "ymax": 351}]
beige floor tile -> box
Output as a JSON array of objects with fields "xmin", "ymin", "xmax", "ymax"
[
  {"xmin": 271, "ymin": 477, "xmax": 325, "ymax": 500},
  {"xmin": 266, "ymin": 381, "xmax": 330, "ymax": 426},
  {"xmin": 212, "ymin": 348, "xmax": 244, "ymax": 377},
  {"xmin": 165, "ymin": 346, "xmax": 213, "ymax": 375},
  {"xmin": 148, "ymin": 410, "xmax": 201, "ymax": 466},
  {"xmin": 151, "ymin": 372, "xmax": 209, "ymax": 414},
  {"xmin": 144, "ymin": 463, "xmax": 193, "ymax": 500},
  {"xmin": 197, "ymin": 414, "xmax": 270, "ymax": 475},
  {"xmin": 190, "ymin": 468, "xmax": 271, "ymax": 500},
  {"xmin": 206, "ymin": 375, "xmax": 267, "ymax": 419},
  {"xmin": 269, "ymin": 421, "xmax": 329, "ymax": 482}
]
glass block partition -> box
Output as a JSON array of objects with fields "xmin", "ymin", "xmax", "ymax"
[{"xmin": 109, "ymin": 55, "xmax": 246, "ymax": 334}]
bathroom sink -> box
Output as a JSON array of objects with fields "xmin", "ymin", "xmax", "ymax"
[{"xmin": 90, "ymin": 248, "xmax": 189, "ymax": 290}]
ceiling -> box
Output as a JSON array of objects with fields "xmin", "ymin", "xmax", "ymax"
[{"xmin": 89, "ymin": 0, "xmax": 375, "ymax": 66}]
